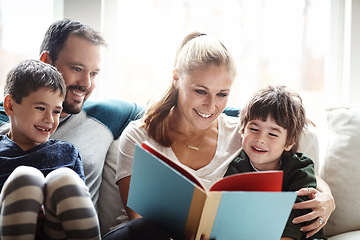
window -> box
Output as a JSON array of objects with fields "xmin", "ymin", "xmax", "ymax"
[
  {"xmin": 0, "ymin": 0, "xmax": 331, "ymax": 129},
  {"xmin": 0, "ymin": 0, "xmax": 54, "ymax": 98},
  {"xmin": 101, "ymin": 0, "xmax": 329, "ymax": 127}
]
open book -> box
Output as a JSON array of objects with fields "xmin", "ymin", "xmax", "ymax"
[{"xmin": 127, "ymin": 142, "xmax": 297, "ymax": 240}]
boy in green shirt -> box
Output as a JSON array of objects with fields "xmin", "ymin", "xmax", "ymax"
[{"xmin": 226, "ymin": 85, "xmax": 325, "ymax": 240}]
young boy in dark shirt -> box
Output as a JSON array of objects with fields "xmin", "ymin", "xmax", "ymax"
[
  {"xmin": 0, "ymin": 60, "xmax": 100, "ymax": 239},
  {"xmin": 225, "ymin": 85, "xmax": 326, "ymax": 240}
]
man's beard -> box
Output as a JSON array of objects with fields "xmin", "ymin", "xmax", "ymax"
[
  {"xmin": 62, "ymin": 85, "xmax": 89, "ymax": 114},
  {"xmin": 62, "ymin": 98, "xmax": 84, "ymax": 114}
]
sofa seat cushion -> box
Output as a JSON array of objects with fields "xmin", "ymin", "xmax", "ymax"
[
  {"xmin": 328, "ymin": 230, "xmax": 360, "ymax": 240},
  {"xmin": 320, "ymin": 106, "xmax": 360, "ymax": 237}
]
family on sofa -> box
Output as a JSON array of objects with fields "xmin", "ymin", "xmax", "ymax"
[{"xmin": 0, "ymin": 18, "xmax": 337, "ymax": 240}]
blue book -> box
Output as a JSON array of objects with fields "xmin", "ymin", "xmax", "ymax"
[{"xmin": 127, "ymin": 142, "xmax": 297, "ymax": 240}]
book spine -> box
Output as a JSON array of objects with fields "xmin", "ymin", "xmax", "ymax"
[
  {"xmin": 195, "ymin": 192, "xmax": 223, "ymax": 240},
  {"xmin": 184, "ymin": 186, "xmax": 207, "ymax": 235}
]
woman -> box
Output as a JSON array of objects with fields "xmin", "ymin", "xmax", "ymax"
[{"xmin": 110, "ymin": 32, "xmax": 334, "ymax": 240}]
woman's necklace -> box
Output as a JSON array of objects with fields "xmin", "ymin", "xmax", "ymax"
[
  {"xmin": 187, "ymin": 144, "xmax": 201, "ymax": 151},
  {"xmin": 185, "ymin": 130, "xmax": 206, "ymax": 151}
]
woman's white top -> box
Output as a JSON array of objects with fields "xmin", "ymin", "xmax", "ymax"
[{"xmin": 115, "ymin": 114, "xmax": 242, "ymax": 191}]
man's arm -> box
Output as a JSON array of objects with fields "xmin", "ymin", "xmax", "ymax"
[{"xmin": 293, "ymin": 175, "xmax": 335, "ymax": 238}]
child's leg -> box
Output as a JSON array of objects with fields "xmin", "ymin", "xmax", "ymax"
[
  {"xmin": 43, "ymin": 167, "xmax": 100, "ymax": 240},
  {"xmin": 0, "ymin": 166, "xmax": 45, "ymax": 240}
]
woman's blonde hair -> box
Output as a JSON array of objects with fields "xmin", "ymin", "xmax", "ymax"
[{"xmin": 143, "ymin": 32, "xmax": 236, "ymax": 147}]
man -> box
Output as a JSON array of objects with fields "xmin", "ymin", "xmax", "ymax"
[{"xmin": 0, "ymin": 19, "xmax": 143, "ymax": 235}]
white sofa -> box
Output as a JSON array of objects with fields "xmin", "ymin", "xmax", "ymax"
[{"xmin": 97, "ymin": 106, "xmax": 360, "ymax": 239}]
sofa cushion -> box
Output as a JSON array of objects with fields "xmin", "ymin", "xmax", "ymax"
[
  {"xmin": 298, "ymin": 123, "xmax": 320, "ymax": 174},
  {"xmin": 320, "ymin": 106, "xmax": 360, "ymax": 237},
  {"xmin": 328, "ymin": 230, "xmax": 360, "ymax": 240},
  {"xmin": 97, "ymin": 138, "xmax": 129, "ymax": 235}
]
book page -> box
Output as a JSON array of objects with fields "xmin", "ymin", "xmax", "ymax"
[
  {"xmin": 209, "ymin": 191, "xmax": 297, "ymax": 240},
  {"xmin": 210, "ymin": 170, "xmax": 283, "ymax": 192},
  {"xmin": 128, "ymin": 144, "xmax": 207, "ymax": 239}
]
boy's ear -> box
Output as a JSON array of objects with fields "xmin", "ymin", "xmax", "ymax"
[
  {"xmin": 285, "ymin": 142, "xmax": 295, "ymax": 152},
  {"xmin": 3, "ymin": 95, "xmax": 15, "ymax": 116},
  {"xmin": 39, "ymin": 51, "xmax": 53, "ymax": 65}
]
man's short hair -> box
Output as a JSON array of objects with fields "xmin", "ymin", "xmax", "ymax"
[{"xmin": 39, "ymin": 18, "xmax": 107, "ymax": 64}]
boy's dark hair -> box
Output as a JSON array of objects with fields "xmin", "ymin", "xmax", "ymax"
[
  {"xmin": 4, "ymin": 60, "xmax": 66, "ymax": 104},
  {"xmin": 240, "ymin": 85, "xmax": 306, "ymax": 156},
  {"xmin": 39, "ymin": 18, "xmax": 107, "ymax": 64}
]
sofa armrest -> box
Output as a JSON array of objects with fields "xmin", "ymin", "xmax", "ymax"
[{"xmin": 320, "ymin": 106, "xmax": 360, "ymax": 237}]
